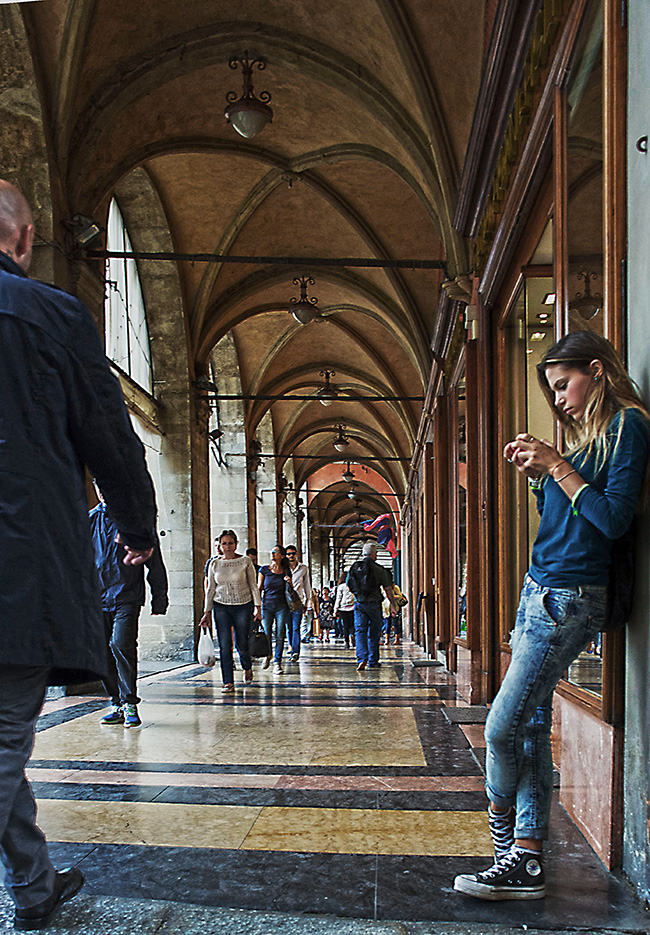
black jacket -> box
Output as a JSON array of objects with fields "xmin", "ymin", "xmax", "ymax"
[
  {"xmin": 0, "ymin": 251, "xmax": 157, "ymax": 683},
  {"xmin": 89, "ymin": 503, "xmax": 168, "ymax": 613}
]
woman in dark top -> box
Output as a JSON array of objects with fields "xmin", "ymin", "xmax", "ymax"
[
  {"xmin": 454, "ymin": 332, "xmax": 650, "ymax": 902},
  {"xmin": 258, "ymin": 545, "xmax": 291, "ymax": 675},
  {"xmin": 318, "ymin": 586, "xmax": 334, "ymax": 642}
]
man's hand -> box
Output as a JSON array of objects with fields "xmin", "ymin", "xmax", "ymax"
[
  {"xmin": 123, "ymin": 547, "xmax": 153, "ymax": 566},
  {"xmin": 115, "ymin": 532, "xmax": 153, "ymax": 565}
]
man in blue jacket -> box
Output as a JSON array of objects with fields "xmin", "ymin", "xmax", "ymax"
[
  {"xmin": 90, "ymin": 492, "xmax": 168, "ymax": 728},
  {"xmin": 0, "ymin": 179, "xmax": 158, "ymax": 929}
]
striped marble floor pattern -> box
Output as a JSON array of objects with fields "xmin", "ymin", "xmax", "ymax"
[{"xmin": 28, "ymin": 641, "xmax": 649, "ymax": 928}]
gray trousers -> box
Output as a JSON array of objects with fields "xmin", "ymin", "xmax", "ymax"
[
  {"xmin": 0, "ymin": 666, "xmax": 56, "ymax": 908},
  {"xmin": 300, "ymin": 610, "xmax": 314, "ymax": 639}
]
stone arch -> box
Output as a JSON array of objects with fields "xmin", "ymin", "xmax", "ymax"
[{"xmin": 0, "ymin": 7, "xmax": 56, "ymax": 282}]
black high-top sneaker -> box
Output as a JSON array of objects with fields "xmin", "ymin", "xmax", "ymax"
[
  {"xmin": 453, "ymin": 845, "xmax": 545, "ymax": 900},
  {"xmin": 488, "ymin": 805, "xmax": 515, "ymax": 861}
]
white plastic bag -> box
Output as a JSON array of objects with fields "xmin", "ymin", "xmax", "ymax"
[{"xmin": 198, "ymin": 628, "xmax": 216, "ymax": 667}]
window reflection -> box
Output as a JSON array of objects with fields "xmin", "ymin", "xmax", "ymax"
[
  {"xmin": 567, "ymin": 1, "xmax": 604, "ymax": 336},
  {"xmin": 457, "ymin": 376, "xmax": 467, "ymax": 639}
]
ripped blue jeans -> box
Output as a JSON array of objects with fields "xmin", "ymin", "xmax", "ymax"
[{"xmin": 484, "ymin": 574, "xmax": 606, "ymax": 840}]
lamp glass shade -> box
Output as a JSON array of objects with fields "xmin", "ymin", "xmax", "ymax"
[
  {"xmin": 225, "ymin": 100, "xmax": 273, "ymax": 139},
  {"xmin": 291, "ymin": 302, "xmax": 318, "ymax": 324},
  {"xmin": 333, "ymin": 439, "xmax": 349, "ymax": 451},
  {"xmin": 342, "ymin": 470, "xmax": 355, "ymax": 483}
]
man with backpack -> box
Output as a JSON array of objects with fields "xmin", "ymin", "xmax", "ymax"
[{"xmin": 346, "ymin": 542, "xmax": 397, "ymax": 672}]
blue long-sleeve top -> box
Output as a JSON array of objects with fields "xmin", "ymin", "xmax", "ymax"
[{"xmin": 528, "ymin": 408, "xmax": 650, "ymax": 588}]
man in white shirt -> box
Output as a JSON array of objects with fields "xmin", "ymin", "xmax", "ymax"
[
  {"xmin": 286, "ymin": 545, "xmax": 312, "ymax": 662},
  {"xmin": 333, "ymin": 574, "xmax": 356, "ymax": 648}
]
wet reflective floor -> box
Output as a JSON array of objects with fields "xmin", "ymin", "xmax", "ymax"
[{"xmin": 25, "ymin": 640, "xmax": 649, "ymax": 928}]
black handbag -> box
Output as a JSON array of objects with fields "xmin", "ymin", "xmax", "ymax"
[
  {"xmin": 285, "ymin": 582, "xmax": 304, "ymax": 613},
  {"xmin": 249, "ymin": 626, "xmax": 271, "ymax": 657}
]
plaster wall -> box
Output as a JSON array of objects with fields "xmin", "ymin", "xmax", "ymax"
[{"xmin": 625, "ymin": 8, "xmax": 650, "ymax": 899}]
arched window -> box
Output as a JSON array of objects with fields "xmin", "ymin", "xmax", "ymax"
[{"xmin": 104, "ymin": 199, "xmax": 152, "ymax": 392}]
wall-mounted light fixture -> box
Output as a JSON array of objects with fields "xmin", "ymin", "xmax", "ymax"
[
  {"xmin": 290, "ymin": 275, "xmax": 320, "ymax": 324},
  {"xmin": 224, "ymin": 51, "xmax": 273, "ymax": 139},
  {"xmin": 63, "ymin": 214, "xmax": 103, "ymax": 247}
]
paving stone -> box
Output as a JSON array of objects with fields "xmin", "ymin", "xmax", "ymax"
[{"xmin": 441, "ymin": 707, "xmax": 488, "ymax": 724}]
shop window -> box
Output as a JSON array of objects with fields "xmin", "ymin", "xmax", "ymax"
[
  {"xmin": 566, "ymin": 1, "xmax": 604, "ymax": 336},
  {"xmin": 104, "ymin": 200, "xmax": 152, "ymax": 393},
  {"xmin": 560, "ymin": 1, "xmax": 605, "ymax": 695},
  {"xmin": 456, "ymin": 376, "xmax": 468, "ymax": 640},
  {"xmin": 499, "ymin": 222, "xmax": 557, "ymax": 644}
]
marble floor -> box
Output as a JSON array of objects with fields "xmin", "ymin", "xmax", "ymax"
[{"xmin": 26, "ymin": 640, "xmax": 649, "ymax": 928}]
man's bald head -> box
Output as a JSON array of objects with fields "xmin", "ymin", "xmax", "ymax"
[{"xmin": 0, "ymin": 180, "xmax": 34, "ymax": 271}]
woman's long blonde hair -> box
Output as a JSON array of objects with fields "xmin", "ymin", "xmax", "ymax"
[{"xmin": 536, "ymin": 331, "xmax": 650, "ymax": 471}]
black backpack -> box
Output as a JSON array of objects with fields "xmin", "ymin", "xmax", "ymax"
[{"xmin": 347, "ymin": 559, "xmax": 378, "ymax": 596}]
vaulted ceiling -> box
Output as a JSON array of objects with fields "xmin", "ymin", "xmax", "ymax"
[{"xmin": 24, "ymin": 0, "xmax": 486, "ymax": 531}]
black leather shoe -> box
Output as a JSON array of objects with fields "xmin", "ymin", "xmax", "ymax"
[{"xmin": 14, "ymin": 867, "xmax": 85, "ymax": 930}]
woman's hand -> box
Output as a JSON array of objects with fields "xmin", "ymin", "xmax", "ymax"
[
  {"xmin": 504, "ymin": 433, "xmax": 563, "ymax": 478},
  {"xmin": 199, "ymin": 612, "xmax": 211, "ymax": 628},
  {"xmin": 253, "ymin": 606, "xmax": 261, "ymax": 622}
]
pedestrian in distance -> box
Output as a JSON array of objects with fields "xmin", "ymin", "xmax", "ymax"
[
  {"xmin": 285, "ymin": 545, "xmax": 312, "ymax": 663},
  {"xmin": 333, "ymin": 573, "xmax": 356, "ymax": 648},
  {"xmin": 200, "ymin": 530, "xmax": 261, "ymax": 693},
  {"xmin": 318, "ymin": 587, "xmax": 334, "ymax": 642},
  {"xmin": 245, "ymin": 547, "xmax": 260, "ymax": 574},
  {"xmin": 90, "ymin": 487, "xmax": 168, "ymax": 729},
  {"xmin": 346, "ymin": 542, "xmax": 396, "ymax": 671},
  {"xmin": 258, "ymin": 545, "xmax": 291, "ymax": 674},
  {"xmin": 454, "ymin": 331, "xmax": 650, "ymax": 901}
]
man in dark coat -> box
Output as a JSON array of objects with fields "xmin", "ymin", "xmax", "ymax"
[
  {"xmin": 0, "ymin": 180, "xmax": 158, "ymax": 929},
  {"xmin": 89, "ymin": 494, "xmax": 168, "ymax": 728}
]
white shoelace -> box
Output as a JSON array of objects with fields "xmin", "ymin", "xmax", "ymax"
[{"xmin": 477, "ymin": 847, "xmax": 527, "ymax": 880}]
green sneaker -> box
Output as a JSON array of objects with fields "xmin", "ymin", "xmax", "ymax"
[
  {"xmin": 100, "ymin": 706, "xmax": 124, "ymax": 726},
  {"xmin": 123, "ymin": 704, "xmax": 142, "ymax": 729}
]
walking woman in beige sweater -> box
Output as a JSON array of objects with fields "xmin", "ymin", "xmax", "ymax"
[{"xmin": 200, "ymin": 530, "xmax": 261, "ymax": 693}]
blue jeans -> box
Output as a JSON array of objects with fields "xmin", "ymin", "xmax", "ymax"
[
  {"xmin": 103, "ymin": 603, "xmax": 141, "ymax": 706},
  {"xmin": 354, "ymin": 601, "xmax": 383, "ymax": 665},
  {"xmin": 0, "ymin": 666, "xmax": 56, "ymax": 909},
  {"xmin": 287, "ymin": 609, "xmax": 302, "ymax": 657},
  {"xmin": 213, "ymin": 601, "xmax": 253, "ymax": 685},
  {"xmin": 262, "ymin": 605, "xmax": 289, "ymax": 662},
  {"xmin": 484, "ymin": 575, "xmax": 606, "ymax": 840}
]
